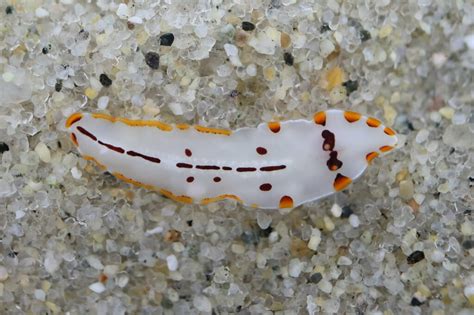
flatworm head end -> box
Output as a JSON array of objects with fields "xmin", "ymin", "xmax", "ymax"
[
  {"xmin": 66, "ymin": 112, "xmax": 85, "ymax": 148},
  {"xmin": 65, "ymin": 112, "xmax": 84, "ymax": 129}
]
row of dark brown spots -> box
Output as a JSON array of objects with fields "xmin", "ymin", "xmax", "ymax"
[
  {"xmin": 185, "ymin": 176, "xmax": 222, "ymax": 184},
  {"xmin": 236, "ymin": 167, "xmax": 257, "ymax": 172},
  {"xmin": 177, "ymin": 163, "xmax": 286, "ymax": 173},
  {"xmin": 76, "ymin": 126, "xmax": 165, "ymax": 164},
  {"xmin": 98, "ymin": 140, "xmax": 125, "ymax": 154},
  {"xmin": 196, "ymin": 165, "xmax": 220, "ymax": 170},
  {"xmin": 177, "ymin": 163, "xmax": 193, "ymax": 168},
  {"xmin": 260, "ymin": 165, "xmax": 286, "ymax": 172},
  {"xmin": 77, "ymin": 126, "xmax": 97, "ymax": 141},
  {"xmin": 327, "ymin": 151, "xmax": 343, "ymax": 171},
  {"xmin": 184, "ymin": 147, "xmax": 267, "ymax": 159},
  {"xmin": 127, "ymin": 150, "xmax": 161, "ymax": 163},
  {"xmin": 76, "ymin": 125, "xmax": 127, "ymax": 155},
  {"xmin": 321, "ymin": 130, "xmax": 335, "ymax": 151}
]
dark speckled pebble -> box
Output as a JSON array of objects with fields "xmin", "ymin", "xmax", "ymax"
[
  {"xmin": 55, "ymin": 81, "xmax": 62, "ymax": 92},
  {"xmin": 258, "ymin": 226, "xmax": 273, "ymax": 238},
  {"xmin": 343, "ymin": 80, "xmax": 359, "ymax": 95},
  {"xmin": 407, "ymin": 250, "xmax": 425, "ymax": 264},
  {"xmin": 309, "ymin": 272, "xmax": 323, "ymax": 284},
  {"xmin": 410, "ymin": 297, "xmax": 423, "ymax": 306},
  {"xmin": 462, "ymin": 240, "xmax": 474, "ymax": 250},
  {"xmin": 99, "ymin": 73, "xmax": 112, "ymax": 87},
  {"xmin": 360, "ymin": 29, "xmax": 371, "ymax": 42},
  {"xmin": 242, "ymin": 21, "xmax": 255, "ymax": 31},
  {"xmin": 160, "ymin": 33, "xmax": 175, "ymax": 46},
  {"xmin": 0, "ymin": 142, "xmax": 9, "ymax": 154},
  {"xmin": 284, "ymin": 52, "xmax": 294, "ymax": 66},
  {"xmin": 42, "ymin": 44, "xmax": 51, "ymax": 55},
  {"xmin": 320, "ymin": 24, "xmax": 331, "ymax": 33},
  {"xmin": 145, "ymin": 52, "xmax": 160, "ymax": 69},
  {"xmin": 341, "ymin": 206, "xmax": 354, "ymax": 218}
]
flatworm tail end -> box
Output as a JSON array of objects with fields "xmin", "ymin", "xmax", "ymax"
[{"xmin": 320, "ymin": 109, "xmax": 399, "ymax": 196}]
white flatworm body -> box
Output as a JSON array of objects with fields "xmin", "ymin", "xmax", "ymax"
[{"xmin": 66, "ymin": 110, "xmax": 397, "ymax": 209}]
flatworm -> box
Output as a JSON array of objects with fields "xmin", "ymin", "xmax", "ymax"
[{"xmin": 66, "ymin": 109, "xmax": 398, "ymax": 209}]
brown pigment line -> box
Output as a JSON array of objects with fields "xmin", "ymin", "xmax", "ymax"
[
  {"xmin": 222, "ymin": 166, "xmax": 232, "ymax": 171},
  {"xmin": 196, "ymin": 165, "xmax": 220, "ymax": 170},
  {"xmin": 98, "ymin": 140, "xmax": 125, "ymax": 154},
  {"xmin": 176, "ymin": 163, "xmax": 193, "ymax": 168},
  {"xmin": 236, "ymin": 167, "xmax": 257, "ymax": 172},
  {"xmin": 127, "ymin": 150, "xmax": 161, "ymax": 163},
  {"xmin": 77, "ymin": 126, "xmax": 97, "ymax": 141},
  {"xmin": 260, "ymin": 165, "xmax": 286, "ymax": 172}
]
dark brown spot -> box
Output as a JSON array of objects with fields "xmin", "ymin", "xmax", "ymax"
[
  {"xmin": 326, "ymin": 151, "xmax": 343, "ymax": 171},
  {"xmin": 196, "ymin": 165, "xmax": 220, "ymax": 170},
  {"xmin": 236, "ymin": 167, "xmax": 257, "ymax": 172},
  {"xmin": 185, "ymin": 148, "xmax": 192, "ymax": 157},
  {"xmin": 259, "ymin": 183, "xmax": 272, "ymax": 191},
  {"xmin": 256, "ymin": 147, "xmax": 267, "ymax": 155},
  {"xmin": 98, "ymin": 140, "xmax": 124, "ymax": 153},
  {"xmin": 260, "ymin": 165, "xmax": 286, "ymax": 172},
  {"xmin": 77, "ymin": 126, "xmax": 97, "ymax": 141},
  {"xmin": 186, "ymin": 176, "xmax": 194, "ymax": 183},
  {"xmin": 127, "ymin": 150, "xmax": 161, "ymax": 163},
  {"xmin": 222, "ymin": 166, "xmax": 232, "ymax": 171},
  {"xmin": 177, "ymin": 163, "xmax": 193, "ymax": 168},
  {"xmin": 213, "ymin": 177, "xmax": 221, "ymax": 182},
  {"xmin": 321, "ymin": 130, "xmax": 335, "ymax": 151}
]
